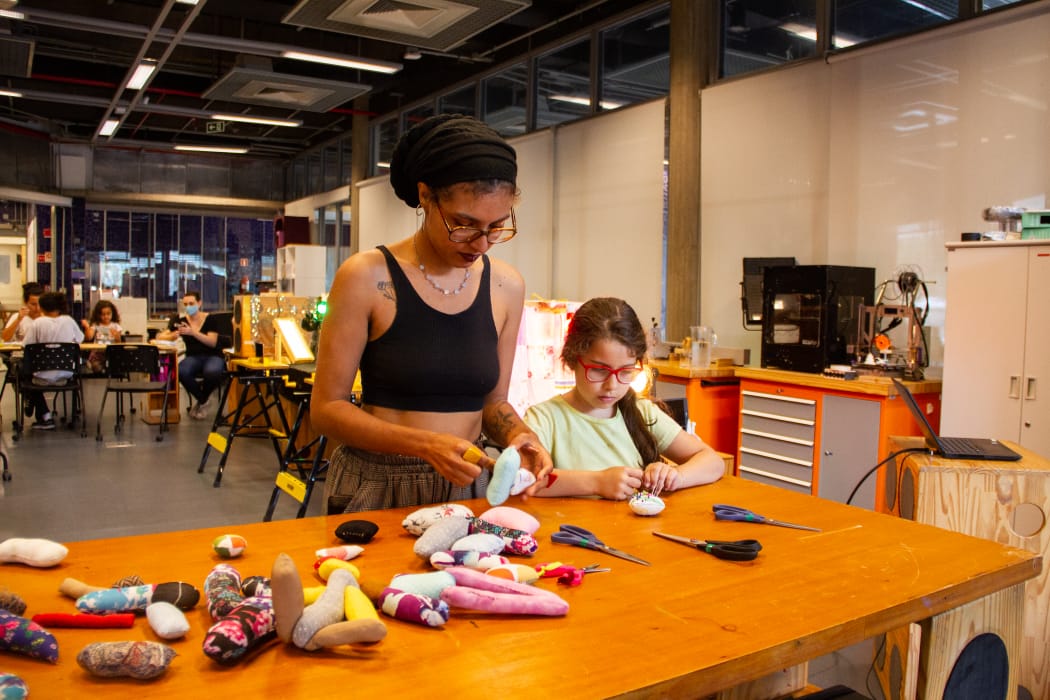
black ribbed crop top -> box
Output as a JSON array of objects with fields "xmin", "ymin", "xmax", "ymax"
[{"xmin": 359, "ymin": 245, "xmax": 499, "ymax": 413}]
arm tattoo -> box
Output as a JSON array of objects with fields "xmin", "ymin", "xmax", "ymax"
[
  {"xmin": 484, "ymin": 400, "xmax": 518, "ymax": 443},
  {"xmin": 377, "ymin": 280, "xmax": 396, "ymax": 302}
]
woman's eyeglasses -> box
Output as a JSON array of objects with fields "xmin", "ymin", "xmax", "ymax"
[
  {"xmin": 579, "ymin": 361, "xmax": 642, "ymax": 384},
  {"xmin": 437, "ymin": 205, "xmax": 517, "ymax": 244}
]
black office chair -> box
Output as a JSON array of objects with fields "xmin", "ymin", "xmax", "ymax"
[
  {"xmin": 14, "ymin": 342, "xmax": 87, "ymax": 440},
  {"xmin": 95, "ymin": 344, "xmax": 171, "ymax": 442}
]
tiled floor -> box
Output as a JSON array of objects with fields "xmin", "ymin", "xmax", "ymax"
[{"xmin": 0, "ymin": 374, "xmax": 882, "ymax": 698}]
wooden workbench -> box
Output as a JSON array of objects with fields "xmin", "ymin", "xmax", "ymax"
[{"xmin": 0, "ymin": 476, "xmax": 1038, "ymax": 699}]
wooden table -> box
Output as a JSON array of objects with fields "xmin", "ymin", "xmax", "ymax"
[{"xmin": 0, "ymin": 477, "xmax": 1039, "ymax": 699}]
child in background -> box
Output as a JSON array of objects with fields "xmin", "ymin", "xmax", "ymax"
[
  {"xmin": 22, "ymin": 291, "xmax": 85, "ymax": 429},
  {"xmin": 81, "ymin": 300, "xmax": 123, "ymax": 373},
  {"xmin": 525, "ymin": 297, "xmax": 724, "ymax": 500}
]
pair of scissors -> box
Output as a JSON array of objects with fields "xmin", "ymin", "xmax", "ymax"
[
  {"xmin": 713, "ymin": 504, "xmax": 821, "ymax": 532},
  {"xmin": 652, "ymin": 532, "xmax": 762, "ymax": 561},
  {"xmin": 551, "ymin": 524, "xmax": 651, "ymax": 566}
]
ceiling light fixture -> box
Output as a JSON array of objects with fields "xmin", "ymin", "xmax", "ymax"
[
  {"xmin": 403, "ymin": 48, "xmax": 422, "ymax": 61},
  {"xmin": 126, "ymin": 60, "xmax": 157, "ymax": 90},
  {"xmin": 548, "ymin": 94, "xmax": 624, "ymax": 110},
  {"xmin": 174, "ymin": 144, "xmax": 249, "ymax": 154},
  {"xmin": 0, "ymin": 89, "xmax": 22, "ymax": 98},
  {"xmin": 281, "ymin": 50, "xmax": 401, "ymax": 75},
  {"xmin": 174, "ymin": 0, "xmax": 200, "ymax": 4},
  {"xmin": 781, "ymin": 22, "xmax": 857, "ymax": 48},
  {"xmin": 0, "ymin": 9, "xmax": 25, "ymax": 20},
  {"xmin": 99, "ymin": 119, "xmax": 120, "ymax": 136},
  {"xmin": 211, "ymin": 113, "xmax": 302, "ymax": 127}
]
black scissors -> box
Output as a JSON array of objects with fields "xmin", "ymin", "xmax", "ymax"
[
  {"xmin": 551, "ymin": 524, "xmax": 651, "ymax": 566},
  {"xmin": 713, "ymin": 504, "xmax": 821, "ymax": 532},
  {"xmin": 652, "ymin": 532, "xmax": 762, "ymax": 561}
]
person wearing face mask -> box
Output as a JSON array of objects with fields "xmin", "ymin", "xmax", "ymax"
[{"xmin": 157, "ymin": 291, "xmax": 226, "ymax": 419}]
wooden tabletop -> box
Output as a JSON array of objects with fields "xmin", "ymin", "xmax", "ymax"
[
  {"xmin": 1, "ymin": 477, "xmax": 1038, "ymax": 699},
  {"xmin": 735, "ymin": 367, "xmax": 943, "ymax": 396}
]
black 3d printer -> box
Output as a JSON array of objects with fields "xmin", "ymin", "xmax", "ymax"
[{"xmin": 759, "ymin": 264, "xmax": 875, "ymax": 374}]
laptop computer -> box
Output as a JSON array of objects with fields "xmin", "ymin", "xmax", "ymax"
[{"xmin": 891, "ymin": 378, "xmax": 1021, "ymax": 461}]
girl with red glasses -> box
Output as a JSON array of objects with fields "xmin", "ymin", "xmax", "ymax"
[{"xmin": 525, "ymin": 297, "xmax": 724, "ymax": 501}]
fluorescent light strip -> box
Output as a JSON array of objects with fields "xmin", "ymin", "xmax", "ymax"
[
  {"xmin": 126, "ymin": 61, "xmax": 156, "ymax": 90},
  {"xmin": 0, "ymin": 89, "xmax": 22, "ymax": 98},
  {"xmin": 99, "ymin": 119, "xmax": 120, "ymax": 136},
  {"xmin": 0, "ymin": 10, "xmax": 25, "ymax": 20},
  {"xmin": 211, "ymin": 113, "xmax": 301, "ymax": 127},
  {"xmin": 174, "ymin": 144, "xmax": 249, "ymax": 154},
  {"xmin": 281, "ymin": 50, "xmax": 401, "ymax": 75},
  {"xmin": 548, "ymin": 94, "xmax": 624, "ymax": 110},
  {"xmin": 901, "ymin": 0, "xmax": 952, "ymax": 20},
  {"xmin": 781, "ymin": 22, "xmax": 858, "ymax": 49}
]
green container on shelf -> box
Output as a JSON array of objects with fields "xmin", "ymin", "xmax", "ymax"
[{"xmin": 1021, "ymin": 210, "xmax": 1050, "ymax": 239}]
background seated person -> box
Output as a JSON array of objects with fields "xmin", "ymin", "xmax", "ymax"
[
  {"xmin": 3, "ymin": 282, "xmax": 44, "ymax": 343},
  {"xmin": 157, "ymin": 291, "xmax": 225, "ymax": 420},
  {"xmin": 22, "ymin": 291, "xmax": 85, "ymax": 430},
  {"xmin": 81, "ymin": 300, "xmax": 123, "ymax": 373}
]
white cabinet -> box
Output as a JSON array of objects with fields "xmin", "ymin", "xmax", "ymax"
[
  {"xmin": 277, "ymin": 244, "xmax": 327, "ymax": 297},
  {"xmin": 942, "ymin": 241, "xmax": 1050, "ymax": 456}
]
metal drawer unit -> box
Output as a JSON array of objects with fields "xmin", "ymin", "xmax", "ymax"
[{"xmin": 738, "ymin": 389, "xmax": 816, "ymax": 495}]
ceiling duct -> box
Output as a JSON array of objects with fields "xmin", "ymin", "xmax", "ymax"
[
  {"xmin": 0, "ymin": 37, "xmax": 34, "ymax": 78},
  {"xmin": 283, "ymin": 0, "xmax": 531, "ymax": 52},
  {"xmin": 203, "ymin": 68, "xmax": 371, "ymax": 112}
]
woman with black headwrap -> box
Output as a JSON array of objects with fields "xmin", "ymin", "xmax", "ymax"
[{"xmin": 312, "ymin": 114, "xmax": 553, "ymax": 514}]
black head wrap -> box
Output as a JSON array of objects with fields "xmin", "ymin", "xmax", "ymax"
[{"xmin": 389, "ymin": 114, "xmax": 517, "ymax": 207}]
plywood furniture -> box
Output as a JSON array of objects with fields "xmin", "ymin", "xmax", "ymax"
[
  {"xmin": 650, "ymin": 359, "xmax": 740, "ymax": 455},
  {"xmin": 942, "ymin": 240, "xmax": 1050, "ymax": 457},
  {"xmin": 879, "ymin": 436, "xmax": 1050, "ymax": 700},
  {"xmin": 2, "ymin": 476, "xmax": 1038, "ymax": 699},
  {"xmin": 734, "ymin": 367, "xmax": 941, "ymax": 510}
]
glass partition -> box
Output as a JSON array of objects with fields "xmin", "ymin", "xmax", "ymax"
[
  {"xmin": 536, "ymin": 38, "xmax": 592, "ymax": 129},
  {"xmin": 439, "ymin": 84, "xmax": 478, "ymax": 117},
  {"xmin": 483, "ymin": 61, "xmax": 529, "ymax": 136},
  {"xmin": 602, "ymin": 7, "xmax": 669, "ymax": 110}
]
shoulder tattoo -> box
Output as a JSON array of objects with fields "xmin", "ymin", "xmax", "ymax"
[{"xmin": 377, "ymin": 280, "xmax": 396, "ymax": 302}]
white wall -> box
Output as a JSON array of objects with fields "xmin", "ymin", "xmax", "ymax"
[
  {"xmin": 701, "ymin": 6, "xmax": 1050, "ymax": 371},
  {"xmin": 352, "ymin": 100, "xmax": 666, "ymax": 326}
]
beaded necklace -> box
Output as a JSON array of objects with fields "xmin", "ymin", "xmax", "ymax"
[{"xmin": 413, "ymin": 235, "xmax": 471, "ymax": 296}]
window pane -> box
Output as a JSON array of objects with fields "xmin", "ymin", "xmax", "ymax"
[
  {"xmin": 341, "ymin": 137, "xmax": 352, "ymax": 185},
  {"xmin": 323, "ymin": 145, "xmax": 340, "ymax": 191},
  {"xmin": 308, "ymin": 152, "xmax": 322, "ymax": 196},
  {"xmin": 439, "ymin": 84, "xmax": 477, "ymax": 117},
  {"xmin": 129, "ymin": 212, "xmax": 151, "ymax": 299},
  {"xmin": 177, "ymin": 215, "xmax": 203, "ymax": 297},
  {"xmin": 373, "ymin": 118, "xmax": 399, "ymax": 176},
  {"xmin": 601, "ymin": 7, "xmax": 670, "ymax": 111},
  {"xmin": 722, "ymin": 0, "xmax": 818, "ymax": 78},
  {"xmin": 536, "ymin": 38, "xmax": 592, "ymax": 129},
  {"xmin": 833, "ymin": 0, "xmax": 957, "ymax": 48},
  {"xmin": 403, "ymin": 102, "xmax": 435, "ymax": 133},
  {"xmin": 155, "ymin": 213, "xmax": 178, "ymax": 316},
  {"xmin": 203, "ymin": 217, "xmax": 225, "ymax": 309},
  {"xmin": 482, "ymin": 61, "xmax": 528, "ymax": 137}
]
